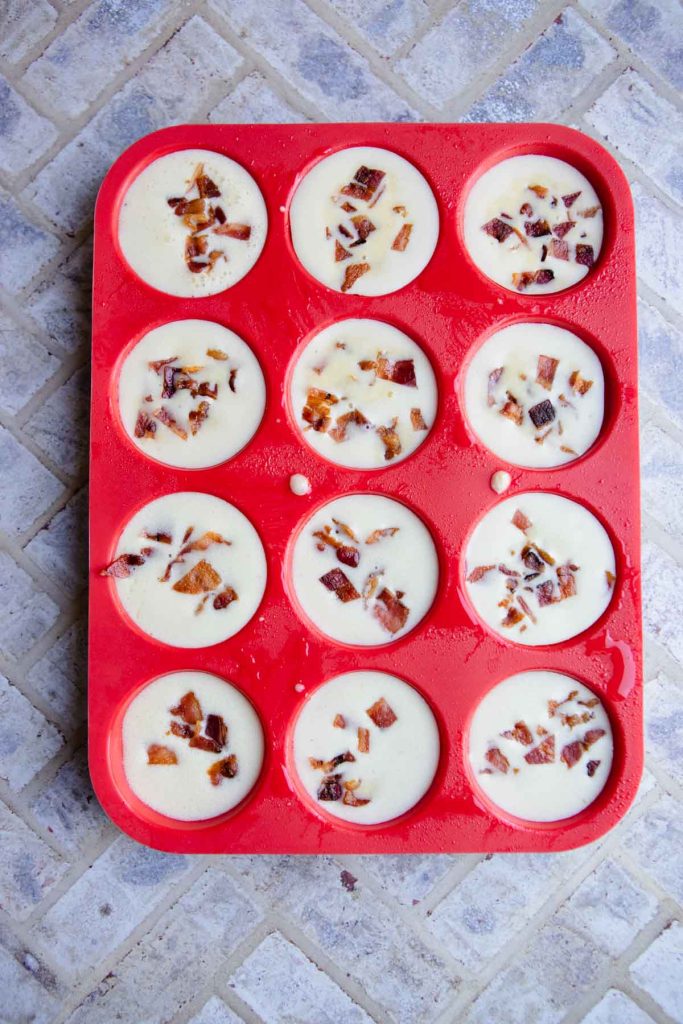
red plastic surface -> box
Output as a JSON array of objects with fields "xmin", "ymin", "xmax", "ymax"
[{"xmin": 89, "ymin": 123, "xmax": 641, "ymax": 853}]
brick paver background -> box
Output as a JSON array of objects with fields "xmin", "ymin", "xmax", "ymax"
[{"xmin": 0, "ymin": 1, "xmax": 681, "ymax": 1021}]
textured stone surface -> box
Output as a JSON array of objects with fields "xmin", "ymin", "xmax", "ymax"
[
  {"xmin": 0, "ymin": 189, "xmax": 60, "ymax": 294},
  {"xmin": 0, "ymin": 550, "xmax": 60, "ymax": 660},
  {"xmin": 622, "ymin": 792, "xmax": 683, "ymax": 902},
  {"xmin": 583, "ymin": 0, "xmax": 683, "ymax": 90},
  {"xmin": 0, "ymin": 0, "xmax": 58, "ymax": 64},
  {"xmin": 0, "ymin": 674, "xmax": 63, "ymax": 791},
  {"xmin": 0, "ymin": 309, "xmax": 60, "ymax": 416},
  {"xmin": 326, "ymin": 0, "xmax": 429, "ymax": 57},
  {"xmin": 0, "ymin": 75, "xmax": 58, "ymax": 176},
  {"xmin": 629, "ymin": 922, "xmax": 683, "ymax": 1019},
  {"xmin": 581, "ymin": 989, "xmax": 656, "ymax": 1024},
  {"xmin": 0, "ymin": 800, "xmax": 66, "ymax": 920}
]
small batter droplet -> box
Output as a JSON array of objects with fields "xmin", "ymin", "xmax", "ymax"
[
  {"xmin": 490, "ymin": 470, "xmax": 511, "ymax": 494},
  {"xmin": 290, "ymin": 473, "xmax": 311, "ymax": 496}
]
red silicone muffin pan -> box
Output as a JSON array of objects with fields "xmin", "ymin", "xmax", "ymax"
[{"xmin": 89, "ymin": 122, "xmax": 641, "ymax": 853}]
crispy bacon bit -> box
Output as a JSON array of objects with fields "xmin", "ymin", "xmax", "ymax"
[
  {"xmin": 197, "ymin": 382, "xmax": 218, "ymax": 400},
  {"xmin": 319, "ymin": 567, "xmax": 360, "ymax": 603},
  {"xmin": 208, "ymin": 755, "xmax": 238, "ymax": 785},
  {"xmin": 529, "ymin": 184, "xmax": 548, "ymax": 199},
  {"xmin": 189, "ymin": 400, "xmax": 210, "ymax": 436},
  {"xmin": 524, "ymin": 735, "xmax": 555, "ymax": 764},
  {"xmin": 342, "ymin": 788, "xmax": 370, "ymax": 807},
  {"xmin": 393, "ymin": 205, "xmax": 407, "ymax": 215},
  {"xmin": 377, "ymin": 418, "xmax": 402, "ymax": 461},
  {"xmin": 583, "ymin": 728, "xmax": 605, "ymax": 748},
  {"xmin": 189, "ymin": 733, "xmax": 222, "ymax": 753},
  {"xmin": 333, "ymin": 519, "xmax": 359, "ymax": 543},
  {"xmin": 561, "ymin": 741, "xmax": 583, "ymax": 768},
  {"xmin": 578, "ymin": 205, "xmax": 601, "ymax": 218},
  {"xmin": 575, "ymin": 243, "xmax": 595, "ymax": 267},
  {"xmin": 340, "ymin": 165, "xmax": 385, "ymax": 202},
  {"xmin": 488, "ymin": 366, "xmax": 503, "ymax": 406},
  {"xmin": 317, "ymin": 773, "xmax": 343, "ymax": 801},
  {"xmin": 328, "ymin": 408, "xmax": 369, "ymax": 443},
  {"xmin": 498, "ymin": 564, "xmax": 521, "ymax": 577},
  {"xmin": 340, "ymin": 201, "xmax": 356, "ymax": 213},
  {"xmin": 333, "ymin": 714, "xmax": 345, "ymax": 729},
  {"xmin": 373, "ymin": 587, "xmax": 409, "ymax": 635},
  {"xmin": 549, "ymin": 238, "xmax": 569, "ymax": 261},
  {"xmin": 362, "ymin": 570, "xmax": 382, "ymax": 606},
  {"xmin": 536, "ymin": 355, "xmax": 559, "ymax": 390},
  {"xmin": 153, "ymin": 407, "xmax": 188, "ymax": 440},
  {"xmin": 171, "ymin": 691, "xmax": 203, "ymax": 725},
  {"xmin": 517, "ymin": 594, "xmax": 536, "ymax": 624},
  {"xmin": 350, "ymin": 215, "xmax": 376, "ymax": 245},
  {"xmin": 483, "ymin": 217, "xmax": 514, "ymax": 242},
  {"xmin": 536, "ymin": 579, "xmax": 556, "ymax": 606},
  {"xmin": 309, "ymin": 751, "xmax": 355, "ymax": 772},
  {"xmin": 134, "ymin": 411, "xmax": 157, "ymax": 439},
  {"xmin": 512, "ymin": 509, "xmax": 532, "ymax": 532},
  {"xmin": 213, "ymin": 222, "xmax": 251, "ymax": 240},
  {"xmin": 535, "ymin": 269, "xmax": 555, "ymax": 285},
  {"xmin": 180, "ymin": 531, "xmax": 230, "ymax": 555},
  {"xmin": 501, "ymin": 393, "xmax": 524, "ymax": 425},
  {"xmin": 586, "ymin": 759, "xmax": 601, "ymax": 777},
  {"xmin": 195, "ymin": 171, "xmax": 220, "ymax": 199},
  {"xmin": 365, "ymin": 527, "xmax": 400, "ymax": 545},
  {"xmin": 501, "ymin": 721, "xmax": 533, "ymax": 745},
  {"xmin": 606, "ymin": 570, "xmax": 616, "ymax": 589},
  {"xmin": 341, "ymin": 262, "xmax": 370, "ymax": 292},
  {"xmin": 562, "ymin": 191, "xmax": 581, "ymax": 208},
  {"xmin": 521, "ymin": 546, "xmax": 543, "ymax": 572},
  {"xmin": 468, "ymin": 564, "xmax": 495, "ymax": 583},
  {"xmin": 524, "ymin": 218, "xmax": 551, "ymax": 237},
  {"xmin": 213, "ymin": 586, "xmax": 238, "ymax": 610},
  {"xmin": 569, "ymin": 370, "xmax": 593, "ymax": 395},
  {"xmin": 100, "ymin": 553, "xmax": 145, "ymax": 578},
  {"xmin": 337, "ymin": 545, "xmax": 360, "ymax": 568},
  {"xmin": 391, "ymin": 223, "xmax": 413, "ymax": 251},
  {"xmin": 358, "ymin": 727, "xmax": 370, "ymax": 753},
  {"xmin": 172, "ymin": 559, "xmax": 221, "ymax": 595},
  {"xmin": 169, "ymin": 721, "xmax": 194, "ymax": 739},
  {"xmin": 207, "ymin": 348, "xmax": 228, "ymax": 360},
  {"xmin": 375, "ymin": 356, "xmax": 417, "ymax": 387},
  {"xmin": 335, "ymin": 239, "xmax": 352, "ymax": 262},
  {"xmin": 485, "ymin": 746, "xmax": 510, "ymax": 773},
  {"xmin": 303, "ymin": 387, "xmax": 339, "ymax": 432},
  {"xmin": 149, "ymin": 356, "xmax": 178, "ymax": 375},
  {"xmin": 520, "ymin": 202, "xmax": 533, "ymax": 216},
  {"xmin": 147, "ymin": 744, "xmax": 177, "ymax": 765},
  {"xmin": 553, "ymin": 221, "xmax": 575, "ymax": 240},
  {"xmin": 366, "ymin": 697, "xmax": 397, "ymax": 729},
  {"xmin": 501, "ymin": 605, "xmax": 524, "ymax": 628},
  {"xmin": 529, "ymin": 398, "xmax": 555, "ymax": 428},
  {"xmin": 410, "ymin": 407, "xmax": 428, "ymax": 431},
  {"xmin": 214, "ymin": 206, "xmax": 226, "ymax": 224},
  {"xmin": 557, "ymin": 564, "xmax": 577, "ymax": 600}
]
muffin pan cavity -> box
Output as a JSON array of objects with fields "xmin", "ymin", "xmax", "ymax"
[{"xmin": 90, "ymin": 123, "xmax": 641, "ymax": 855}]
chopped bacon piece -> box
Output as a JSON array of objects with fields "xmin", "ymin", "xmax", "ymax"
[
  {"xmin": 336, "ymin": 545, "xmax": 360, "ymax": 568},
  {"xmin": 488, "ymin": 366, "xmax": 503, "ymax": 406},
  {"xmin": 172, "ymin": 559, "xmax": 221, "ymax": 594},
  {"xmin": 171, "ymin": 690, "xmax": 203, "ymax": 725},
  {"xmin": 498, "ymin": 564, "xmax": 521, "ymax": 577},
  {"xmin": 583, "ymin": 728, "xmax": 605, "ymax": 748},
  {"xmin": 189, "ymin": 400, "xmax": 210, "ymax": 436},
  {"xmin": 520, "ymin": 202, "xmax": 533, "ymax": 216},
  {"xmin": 309, "ymin": 751, "xmax": 355, "ymax": 772},
  {"xmin": 195, "ymin": 172, "xmax": 220, "ymax": 199},
  {"xmin": 350, "ymin": 215, "xmax": 375, "ymax": 245},
  {"xmin": 536, "ymin": 579, "xmax": 556, "ymax": 606},
  {"xmin": 391, "ymin": 223, "xmax": 413, "ymax": 251},
  {"xmin": 169, "ymin": 720, "xmax": 194, "ymax": 739},
  {"xmin": 410, "ymin": 407, "xmax": 428, "ymax": 431},
  {"xmin": 483, "ymin": 217, "xmax": 514, "ymax": 242},
  {"xmin": 549, "ymin": 238, "xmax": 569, "ymax": 261},
  {"xmin": 362, "ymin": 570, "xmax": 382, "ymax": 606},
  {"xmin": 153, "ymin": 407, "xmax": 187, "ymax": 440},
  {"xmin": 524, "ymin": 218, "xmax": 551, "ymax": 237},
  {"xmin": 365, "ymin": 527, "xmax": 400, "ymax": 545},
  {"xmin": 214, "ymin": 205, "xmax": 226, "ymax": 224},
  {"xmin": 335, "ymin": 239, "xmax": 352, "ymax": 262},
  {"xmin": 341, "ymin": 262, "xmax": 371, "ymax": 292},
  {"xmin": 575, "ymin": 243, "xmax": 594, "ymax": 267},
  {"xmin": 185, "ymin": 234, "xmax": 207, "ymax": 263},
  {"xmin": 207, "ymin": 348, "xmax": 228, "ymax": 361},
  {"xmin": 189, "ymin": 733, "xmax": 222, "ymax": 753},
  {"xmin": 512, "ymin": 509, "xmax": 532, "ymax": 532},
  {"xmin": 214, "ymin": 223, "xmax": 251, "ymax": 240},
  {"xmin": 366, "ymin": 697, "xmax": 397, "ymax": 728},
  {"xmin": 375, "ymin": 356, "xmax": 417, "ymax": 387},
  {"xmin": 197, "ymin": 382, "xmax": 218, "ymax": 400},
  {"xmin": 320, "ymin": 567, "xmax": 360, "ymax": 603},
  {"xmin": 562, "ymin": 191, "xmax": 581, "ymax": 208},
  {"xmin": 148, "ymin": 356, "xmax": 178, "ymax": 374},
  {"xmin": 517, "ymin": 594, "xmax": 536, "ymax": 624},
  {"xmin": 317, "ymin": 773, "xmax": 343, "ymax": 801},
  {"xmin": 147, "ymin": 744, "xmax": 177, "ymax": 765},
  {"xmin": 303, "ymin": 387, "xmax": 339, "ymax": 432},
  {"xmin": 501, "ymin": 721, "xmax": 533, "ymax": 746},
  {"xmin": 332, "ymin": 518, "xmax": 359, "ymax": 542},
  {"xmin": 521, "ymin": 546, "xmax": 543, "ymax": 571},
  {"xmin": 393, "ymin": 205, "xmax": 407, "ymax": 215},
  {"xmin": 535, "ymin": 269, "xmax": 555, "ymax": 285},
  {"xmin": 578, "ymin": 205, "xmax": 601, "ymax": 218},
  {"xmin": 342, "ymin": 788, "xmax": 370, "ymax": 807},
  {"xmin": 553, "ymin": 221, "xmax": 575, "ymax": 239},
  {"xmin": 340, "ymin": 201, "xmax": 356, "ymax": 213},
  {"xmin": 501, "ymin": 394, "xmax": 523, "ymax": 425},
  {"xmin": 358, "ymin": 727, "xmax": 370, "ymax": 753},
  {"xmin": 501, "ymin": 605, "xmax": 524, "ymax": 628},
  {"xmin": 606, "ymin": 570, "xmax": 616, "ymax": 589},
  {"xmin": 529, "ymin": 184, "xmax": 548, "ymax": 199},
  {"xmin": 340, "ymin": 165, "xmax": 385, "ymax": 202},
  {"xmin": 208, "ymin": 755, "xmax": 238, "ymax": 785},
  {"xmin": 524, "ymin": 735, "xmax": 555, "ymax": 764},
  {"xmin": 328, "ymin": 408, "xmax": 368, "ymax": 443},
  {"xmin": 377, "ymin": 418, "xmax": 402, "ymax": 461},
  {"xmin": 529, "ymin": 398, "xmax": 555, "ymax": 428},
  {"xmin": 536, "ymin": 355, "xmax": 559, "ymax": 390},
  {"xmin": 213, "ymin": 586, "xmax": 238, "ymax": 610},
  {"xmin": 135, "ymin": 411, "xmax": 157, "ymax": 438},
  {"xmin": 180, "ymin": 531, "xmax": 230, "ymax": 554},
  {"xmin": 468, "ymin": 564, "xmax": 495, "ymax": 583},
  {"xmin": 569, "ymin": 370, "xmax": 593, "ymax": 395},
  {"xmin": 171, "ymin": 197, "xmax": 204, "ymax": 218},
  {"xmin": 373, "ymin": 587, "xmax": 409, "ymax": 635},
  {"xmin": 333, "ymin": 714, "xmax": 346, "ymax": 729},
  {"xmin": 561, "ymin": 741, "xmax": 583, "ymax": 768},
  {"xmin": 485, "ymin": 746, "xmax": 510, "ymax": 773},
  {"xmin": 579, "ymin": 698, "xmax": 600, "ymax": 708},
  {"xmin": 586, "ymin": 759, "xmax": 601, "ymax": 777},
  {"xmin": 142, "ymin": 531, "xmax": 172, "ymax": 544},
  {"xmin": 100, "ymin": 553, "xmax": 146, "ymax": 578},
  {"xmin": 557, "ymin": 564, "xmax": 577, "ymax": 600}
]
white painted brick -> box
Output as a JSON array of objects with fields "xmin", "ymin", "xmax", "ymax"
[
  {"xmin": 230, "ymin": 930, "xmax": 372, "ymax": 1023},
  {"xmin": 585, "ymin": 70, "xmax": 683, "ymax": 205},
  {"xmin": 632, "ymin": 181, "xmax": 683, "ymax": 317},
  {"xmin": 26, "ymin": 487, "xmax": 88, "ymax": 597},
  {"xmin": 580, "ymin": 988, "xmax": 656, "ymax": 1024},
  {"xmin": 582, "ymin": 0, "xmax": 683, "ymax": 91},
  {"xmin": 641, "ymin": 421, "xmax": 683, "ymax": 537},
  {"xmin": 23, "ymin": 366, "xmax": 89, "ymax": 477},
  {"xmin": 555, "ymin": 859, "xmax": 657, "ymax": 957},
  {"xmin": 25, "ymin": 17, "xmax": 243, "ymax": 233},
  {"xmin": 0, "ymin": 551, "xmax": 60, "ymax": 660},
  {"xmin": 637, "ymin": 297, "xmax": 683, "ymax": 432},
  {"xmin": 230, "ymin": 856, "xmax": 456, "ymax": 1023},
  {"xmin": 188, "ymin": 996, "xmax": 245, "ymax": 1024},
  {"xmin": 629, "ymin": 922, "xmax": 683, "ymax": 1020},
  {"xmin": 465, "ymin": 9, "xmax": 615, "ymax": 122},
  {"xmin": 26, "ymin": 237, "xmax": 93, "ymax": 355},
  {"xmin": 0, "ymin": 674, "xmax": 63, "ymax": 790},
  {"xmin": 26, "ymin": 618, "xmax": 86, "ymax": 727},
  {"xmin": 360, "ymin": 853, "xmax": 461, "ymax": 906},
  {"xmin": 396, "ymin": 0, "xmax": 543, "ymax": 108},
  {"xmin": 642, "ymin": 539, "xmax": 683, "ymax": 664},
  {"xmin": 0, "ymin": 427, "xmax": 63, "ymax": 535},
  {"xmin": 464, "ymin": 920, "xmax": 607, "ymax": 1024},
  {"xmin": 325, "ymin": 0, "xmax": 429, "ymax": 57},
  {"xmin": 0, "ymin": 799, "xmax": 66, "ymax": 920},
  {"xmin": 0, "ymin": 0, "xmax": 58, "ymax": 64},
  {"xmin": 29, "ymin": 747, "xmax": 109, "ymax": 853},
  {"xmin": 0, "ymin": 75, "xmax": 58, "ymax": 176},
  {"xmin": 65, "ymin": 869, "xmax": 263, "ymax": 1023},
  {"xmin": 208, "ymin": 0, "xmax": 417, "ymax": 121},
  {"xmin": 0, "ymin": 189, "xmax": 60, "ymax": 294},
  {"xmin": 645, "ymin": 672, "xmax": 683, "ymax": 787},
  {"xmin": 622, "ymin": 792, "xmax": 683, "ymax": 902},
  {"xmin": 22, "ymin": 0, "xmax": 172, "ymax": 120},
  {"xmin": 34, "ymin": 835, "xmax": 192, "ymax": 981},
  {"xmin": 0, "ymin": 309, "xmax": 60, "ymax": 416},
  {"xmin": 0, "ymin": 936, "xmax": 59, "ymax": 1024},
  {"xmin": 209, "ymin": 72, "xmax": 307, "ymax": 125}
]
